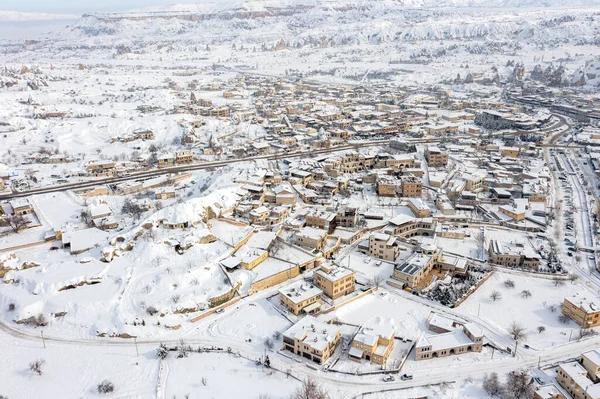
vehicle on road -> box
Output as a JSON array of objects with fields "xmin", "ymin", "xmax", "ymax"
[{"xmin": 400, "ymin": 374, "xmax": 413, "ymax": 381}]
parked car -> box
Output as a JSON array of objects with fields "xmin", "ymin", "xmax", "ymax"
[
  {"xmin": 382, "ymin": 375, "xmax": 395, "ymax": 382},
  {"xmin": 400, "ymin": 374, "xmax": 413, "ymax": 381},
  {"xmin": 215, "ymin": 308, "xmax": 225, "ymax": 314}
]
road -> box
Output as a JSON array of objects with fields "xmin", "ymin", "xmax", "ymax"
[{"xmin": 0, "ymin": 140, "xmax": 389, "ymax": 200}]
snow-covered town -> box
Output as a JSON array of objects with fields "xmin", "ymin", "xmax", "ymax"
[{"xmin": 2, "ymin": 1, "xmax": 600, "ymax": 398}]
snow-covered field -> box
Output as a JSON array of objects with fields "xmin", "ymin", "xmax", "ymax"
[
  {"xmin": 459, "ymin": 272, "xmax": 584, "ymax": 348},
  {"xmin": 164, "ymin": 352, "xmax": 301, "ymax": 399}
]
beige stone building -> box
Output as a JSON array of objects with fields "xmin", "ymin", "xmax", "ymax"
[
  {"xmin": 10, "ymin": 199, "xmax": 34, "ymax": 216},
  {"xmin": 349, "ymin": 325, "xmax": 395, "ymax": 365},
  {"xmin": 393, "ymin": 244, "xmax": 441, "ymax": 289},
  {"xmin": 377, "ymin": 176, "xmax": 399, "ymax": 197},
  {"xmin": 282, "ymin": 316, "xmax": 341, "ymax": 365},
  {"xmin": 424, "ymin": 146, "xmax": 448, "ymax": 167},
  {"xmin": 557, "ymin": 360, "xmax": 600, "ymax": 399},
  {"xmin": 401, "ymin": 176, "xmax": 422, "ymax": 197},
  {"xmin": 278, "ymin": 281, "xmax": 322, "ymax": 315},
  {"xmin": 365, "ymin": 233, "xmax": 401, "ymax": 262},
  {"xmin": 500, "ymin": 146, "xmax": 520, "ymax": 157},
  {"xmin": 582, "ymin": 349, "xmax": 600, "ymax": 383},
  {"xmin": 87, "ymin": 161, "xmax": 117, "ymax": 177},
  {"xmin": 305, "ymin": 209, "xmax": 337, "ymax": 233},
  {"xmin": 464, "ymin": 171, "xmax": 487, "ymax": 192},
  {"xmin": 488, "ymin": 239, "xmax": 541, "ymax": 270},
  {"xmin": 296, "ymin": 227, "xmax": 328, "ymax": 251},
  {"xmin": 315, "ymin": 264, "xmax": 355, "ymax": 300},
  {"xmin": 563, "ymin": 293, "xmax": 600, "ymax": 328},
  {"xmin": 175, "ymin": 150, "xmax": 194, "ymax": 164},
  {"xmin": 415, "ymin": 322, "xmax": 483, "ymax": 361},
  {"xmin": 133, "ymin": 129, "xmax": 155, "ymax": 140},
  {"xmin": 385, "ymin": 214, "xmax": 435, "ymax": 238},
  {"xmin": 408, "ymin": 198, "xmax": 430, "ymax": 217}
]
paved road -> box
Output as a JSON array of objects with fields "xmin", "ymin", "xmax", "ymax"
[{"xmin": 0, "ymin": 140, "xmax": 396, "ymax": 200}]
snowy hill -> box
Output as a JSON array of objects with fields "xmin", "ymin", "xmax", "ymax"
[{"xmin": 0, "ymin": 10, "xmax": 77, "ymax": 21}]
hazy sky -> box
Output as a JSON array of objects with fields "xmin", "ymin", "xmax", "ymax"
[{"xmin": 1, "ymin": 0, "xmax": 197, "ymax": 14}]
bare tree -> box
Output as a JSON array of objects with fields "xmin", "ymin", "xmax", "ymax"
[
  {"xmin": 482, "ymin": 372, "xmax": 502, "ymax": 396},
  {"xmin": 537, "ymin": 326, "xmax": 546, "ymax": 334},
  {"xmin": 264, "ymin": 338, "xmax": 274, "ymax": 350},
  {"xmin": 97, "ymin": 380, "xmax": 115, "ymax": 394},
  {"xmin": 29, "ymin": 360, "xmax": 45, "ymax": 376},
  {"xmin": 0, "ymin": 214, "xmax": 30, "ymax": 233},
  {"xmin": 80, "ymin": 210, "xmax": 92, "ymax": 226},
  {"xmin": 521, "ymin": 290, "xmax": 532, "ymax": 298},
  {"xmin": 559, "ymin": 315, "xmax": 570, "ymax": 324},
  {"xmin": 372, "ymin": 275, "xmax": 384, "ymax": 288},
  {"xmin": 504, "ymin": 279, "xmax": 515, "ymax": 289},
  {"xmin": 579, "ymin": 328, "xmax": 599, "ymax": 339},
  {"xmin": 553, "ymin": 279, "xmax": 565, "ymax": 287},
  {"xmin": 290, "ymin": 378, "xmax": 330, "ymax": 399},
  {"xmin": 508, "ymin": 321, "xmax": 526, "ymax": 341},
  {"xmin": 490, "ymin": 290, "xmax": 502, "ymax": 301},
  {"xmin": 503, "ymin": 370, "xmax": 534, "ymax": 399}
]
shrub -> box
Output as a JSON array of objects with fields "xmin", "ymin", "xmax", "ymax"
[{"xmin": 97, "ymin": 380, "xmax": 115, "ymax": 394}]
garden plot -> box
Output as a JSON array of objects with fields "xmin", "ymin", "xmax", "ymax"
[
  {"xmin": 211, "ymin": 298, "xmax": 293, "ymax": 348},
  {"xmin": 0, "ymin": 333, "xmax": 159, "ymax": 399},
  {"xmin": 325, "ymin": 289, "xmax": 431, "ymax": 342},
  {"xmin": 164, "ymin": 352, "xmax": 301, "ymax": 399},
  {"xmin": 434, "ymin": 229, "xmax": 486, "ymax": 260},
  {"xmin": 459, "ymin": 272, "xmax": 584, "ymax": 348},
  {"xmin": 340, "ymin": 249, "xmax": 399, "ymax": 284}
]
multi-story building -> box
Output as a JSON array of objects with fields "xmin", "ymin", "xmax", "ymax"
[
  {"xmin": 400, "ymin": 176, "xmax": 422, "ymax": 198},
  {"xmin": 296, "ymin": 227, "xmax": 328, "ymax": 251},
  {"xmin": 349, "ymin": 325, "xmax": 395, "ymax": 365},
  {"xmin": 464, "ymin": 170, "xmax": 487, "ymax": 192},
  {"xmin": 384, "ymin": 214, "xmax": 436, "ymax": 238},
  {"xmin": 315, "ymin": 264, "xmax": 355, "ymax": 300},
  {"xmin": 377, "ymin": 175, "xmax": 399, "ymax": 197},
  {"xmin": 278, "ymin": 281, "xmax": 323, "ymax": 315},
  {"xmin": 157, "ymin": 154, "xmax": 175, "ymax": 167},
  {"xmin": 563, "ymin": 293, "xmax": 600, "ymax": 328},
  {"xmin": 282, "ymin": 316, "xmax": 341, "ymax": 365},
  {"xmin": 305, "ymin": 209, "xmax": 337, "ymax": 233},
  {"xmin": 424, "ymin": 146, "xmax": 448, "ymax": 167},
  {"xmin": 337, "ymin": 207, "xmax": 358, "ymax": 227},
  {"xmin": 582, "ymin": 349, "xmax": 600, "ymax": 383},
  {"xmin": 175, "ymin": 150, "xmax": 194, "ymax": 164},
  {"xmin": 87, "ymin": 161, "xmax": 117, "ymax": 177},
  {"xmin": 393, "ymin": 243, "xmax": 441, "ymax": 289},
  {"xmin": 364, "ymin": 233, "xmax": 401, "ymax": 262},
  {"xmin": 557, "ymin": 361, "xmax": 600, "ymax": 399}
]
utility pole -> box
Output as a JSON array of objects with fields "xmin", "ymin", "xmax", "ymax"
[
  {"xmin": 514, "ymin": 341, "xmax": 518, "ymax": 358},
  {"xmin": 41, "ymin": 330, "xmax": 46, "ymax": 349},
  {"xmin": 478, "ymin": 303, "xmax": 481, "ymax": 317},
  {"xmin": 134, "ymin": 337, "xmax": 139, "ymax": 357},
  {"xmin": 491, "ymin": 347, "xmax": 495, "ymax": 360},
  {"xmin": 569, "ymin": 329, "xmax": 573, "ymax": 342},
  {"xmin": 538, "ymin": 356, "xmax": 541, "ymax": 368}
]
